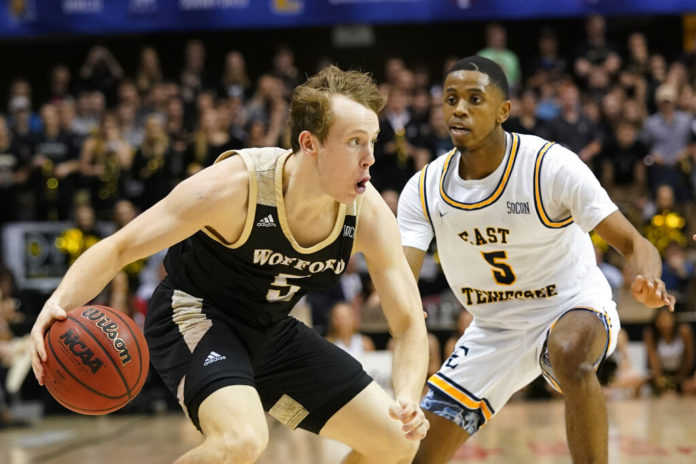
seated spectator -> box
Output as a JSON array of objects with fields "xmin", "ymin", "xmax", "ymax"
[
  {"xmin": 478, "ymin": 23, "xmax": 521, "ymax": 92},
  {"xmin": 0, "ymin": 115, "xmax": 29, "ymax": 222},
  {"xmin": 79, "ymin": 112, "xmax": 133, "ymax": 217},
  {"xmin": 643, "ymin": 308, "xmax": 694, "ymax": 395},
  {"xmin": 602, "ymin": 329, "xmax": 648, "ymax": 399},
  {"xmin": 643, "ymin": 184, "xmax": 688, "ymax": 255},
  {"xmin": 599, "ymin": 120, "xmax": 648, "ymax": 210},
  {"xmin": 326, "ymin": 301, "xmax": 375, "ymax": 358}
]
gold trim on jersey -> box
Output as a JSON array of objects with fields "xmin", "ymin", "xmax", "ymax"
[
  {"xmin": 200, "ymin": 150, "xmax": 258, "ymax": 249},
  {"xmin": 274, "ymin": 151, "xmax": 349, "ymax": 254},
  {"xmin": 533, "ymin": 142, "xmax": 573, "ymax": 228},
  {"xmin": 429, "ymin": 374, "xmax": 494, "ymax": 423},
  {"xmin": 438, "ymin": 132, "xmax": 520, "ymax": 211},
  {"xmin": 418, "ymin": 162, "xmax": 432, "ymax": 223}
]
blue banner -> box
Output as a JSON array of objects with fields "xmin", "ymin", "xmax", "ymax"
[{"xmin": 0, "ymin": 0, "xmax": 694, "ymax": 38}]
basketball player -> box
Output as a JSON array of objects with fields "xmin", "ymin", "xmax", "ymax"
[
  {"xmin": 398, "ymin": 56, "xmax": 674, "ymax": 464},
  {"xmin": 30, "ymin": 66, "xmax": 429, "ymax": 463}
]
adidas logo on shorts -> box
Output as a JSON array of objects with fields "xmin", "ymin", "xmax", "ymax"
[
  {"xmin": 256, "ymin": 214, "xmax": 276, "ymax": 227},
  {"xmin": 203, "ymin": 351, "xmax": 227, "ymax": 366}
]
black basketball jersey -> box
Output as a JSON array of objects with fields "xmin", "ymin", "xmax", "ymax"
[{"xmin": 163, "ymin": 148, "xmax": 360, "ymax": 328}]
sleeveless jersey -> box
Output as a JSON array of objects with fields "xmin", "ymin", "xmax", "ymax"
[
  {"xmin": 164, "ymin": 147, "xmax": 359, "ymax": 328},
  {"xmin": 398, "ymin": 132, "xmax": 618, "ymax": 329}
]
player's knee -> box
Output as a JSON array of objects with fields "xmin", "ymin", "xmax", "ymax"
[
  {"xmin": 207, "ymin": 428, "xmax": 269, "ymax": 464},
  {"xmin": 547, "ymin": 335, "xmax": 595, "ymax": 383}
]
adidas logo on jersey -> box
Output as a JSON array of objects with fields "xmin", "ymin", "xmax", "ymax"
[
  {"xmin": 256, "ymin": 214, "xmax": 276, "ymax": 227},
  {"xmin": 203, "ymin": 351, "xmax": 227, "ymax": 366}
]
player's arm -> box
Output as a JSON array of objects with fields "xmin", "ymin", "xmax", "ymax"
[
  {"xmin": 355, "ymin": 184, "xmax": 429, "ymax": 440},
  {"xmin": 30, "ymin": 156, "xmax": 250, "ymax": 383},
  {"xmin": 396, "ymin": 172, "xmax": 433, "ymax": 281},
  {"xmin": 593, "ymin": 211, "xmax": 674, "ymax": 310},
  {"xmin": 543, "ymin": 144, "xmax": 674, "ymax": 311}
]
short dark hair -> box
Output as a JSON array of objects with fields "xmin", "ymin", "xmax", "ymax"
[{"xmin": 446, "ymin": 55, "xmax": 510, "ymax": 99}]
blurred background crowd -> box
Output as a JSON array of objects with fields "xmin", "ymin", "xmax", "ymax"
[{"xmin": 2, "ymin": 13, "xmax": 696, "ymax": 426}]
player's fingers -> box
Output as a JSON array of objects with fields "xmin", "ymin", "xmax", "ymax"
[
  {"xmin": 397, "ymin": 399, "xmax": 417, "ymax": 421},
  {"xmin": 665, "ymin": 294, "xmax": 676, "ymax": 312},
  {"xmin": 388, "ymin": 401, "xmax": 402, "ymax": 421},
  {"xmin": 631, "ymin": 275, "xmax": 649, "ymax": 302},
  {"xmin": 405, "ymin": 416, "xmax": 430, "ymax": 440},
  {"xmin": 29, "ymin": 330, "xmax": 44, "ymax": 385}
]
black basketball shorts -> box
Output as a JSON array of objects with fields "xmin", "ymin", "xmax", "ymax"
[{"xmin": 144, "ymin": 277, "xmax": 372, "ymax": 433}]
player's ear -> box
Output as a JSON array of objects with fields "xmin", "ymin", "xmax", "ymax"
[
  {"xmin": 298, "ymin": 130, "xmax": 319, "ymax": 156},
  {"xmin": 497, "ymin": 99, "xmax": 512, "ymax": 125}
]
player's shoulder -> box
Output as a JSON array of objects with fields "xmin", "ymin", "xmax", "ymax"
[{"xmin": 515, "ymin": 132, "xmax": 578, "ymax": 162}]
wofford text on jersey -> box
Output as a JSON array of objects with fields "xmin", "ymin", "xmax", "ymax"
[{"xmin": 253, "ymin": 249, "xmax": 346, "ymax": 274}]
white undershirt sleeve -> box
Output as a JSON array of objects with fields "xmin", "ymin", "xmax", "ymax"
[
  {"xmin": 397, "ymin": 172, "xmax": 434, "ymax": 251},
  {"xmin": 540, "ymin": 144, "xmax": 618, "ymax": 233}
]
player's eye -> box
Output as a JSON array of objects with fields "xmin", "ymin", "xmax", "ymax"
[
  {"xmin": 471, "ymin": 95, "xmax": 482, "ymax": 104},
  {"xmin": 446, "ymin": 95, "xmax": 457, "ymax": 105}
]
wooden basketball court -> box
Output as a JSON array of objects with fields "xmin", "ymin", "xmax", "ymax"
[{"xmin": 1, "ymin": 396, "xmax": 694, "ymax": 463}]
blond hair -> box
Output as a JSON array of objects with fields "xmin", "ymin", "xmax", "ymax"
[{"xmin": 289, "ymin": 65, "xmax": 385, "ymax": 152}]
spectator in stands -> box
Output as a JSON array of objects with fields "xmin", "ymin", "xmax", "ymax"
[
  {"xmin": 602, "ymin": 329, "xmax": 647, "ymax": 399},
  {"xmin": 179, "ymin": 39, "xmax": 218, "ymax": 107},
  {"xmin": 135, "ymin": 46, "xmax": 163, "ymax": 95},
  {"xmin": 0, "ymin": 115, "xmax": 29, "ymax": 222},
  {"xmin": 573, "ymin": 15, "xmax": 621, "ymax": 85},
  {"xmin": 0, "ymin": 265, "xmax": 33, "ymax": 429},
  {"xmin": 373, "ymin": 86, "xmax": 422, "ymax": 191},
  {"xmin": 184, "ymin": 108, "xmax": 241, "ymax": 176},
  {"xmin": 79, "ymin": 112, "xmax": 133, "ymax": 217},
  {"xmin": 270, "ymin": 45, "xmax": 300, "ymax": 100},
  {"xmin": 48, "ymin": 64, "xmax": 72, "ymax": 103},
  {"xmin": 599, "ymin": 120, "xmax": 647, "ymax": 210},
  {"xmin": 527, "ymin": 27, "xmax": 567, "ymax": 88},
  {"xmin": 644, "ymin": 308, "xmax": 694, "ymax": 395},
  {"xmin": 643, "ymin": 184, "xmax": 688, "ymax": 255},
  {"xmin": 30, "ymin": 103, "xmax": 80, "ymax": 220},
  {"xmin": 640, "ymin": 84, "xmax": 693, "ymax": 199},
  {"xmin": 56, "ymin": 203, "xmax": 102, "ymax": 265},
  {"xmin": 661, "ymin": 242, "xmax": 695, "ymax": 312},
  {"xmin": 503, "ymin": 87, "xmax": 545, "ymax": 136},
  {"xmin": 626, "ymin": 32, "xmax": 650, "ymax": 77},
  {"xmin": 79, "ymin": 45, "xmax": 124, "ymax": 106},
  {"xmin": 129, "ymin": 114, "xmax": 176, "ymax": 210},
  {"xmin": 478, "ymin": 23, "xmax": 521, "ymax": 91},
  {"xmin": 221, "ymin": 51, "xmax": 250, "ymax": 100},
  {"xmin": 72, "ymin": 90, "xmax": 104, "ymax": 138},
  {"xmin": 326, "ymin": 301, "xmax": 375, "ymax": 358},
  {"xmin": 541, "ymin": 82, "xmax": 602, "ymax": 165}
]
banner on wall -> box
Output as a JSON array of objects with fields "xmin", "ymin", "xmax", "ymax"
[{"xmin": 0, "ymin": 0, "xmax": 694, "ymax": 38}]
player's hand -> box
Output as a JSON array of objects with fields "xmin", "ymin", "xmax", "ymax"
[
  {"xmin": 30, "ymin": 300, "xmax": 67, "ymax": 385},
  {"xmin": 631, "ymin": 275, "xmax": 675, "ymax": 312},
  {"xmin": 389, "ymin": 398, "xmax": 429, "ymax": 440}
]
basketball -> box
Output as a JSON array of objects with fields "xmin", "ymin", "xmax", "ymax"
[{"xmin": 43, "ymin": 305, "xmax": 150, "ymax": 415}]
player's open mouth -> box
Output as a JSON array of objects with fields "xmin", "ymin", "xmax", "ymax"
[
  {"xmin": 356, "ymin": 177, "xmax": 370, "ymax": 193},
  {"xmin": 449, "ymin": 125, "xmax": 470, "ymax": 135}
]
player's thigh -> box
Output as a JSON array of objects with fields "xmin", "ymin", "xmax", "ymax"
[
  {"xmin": 254, "ymin": 317, "xmax": 372, "ymax": 434},
  {"xmin": 318, "ymin": 381, "xmax": 418, "ymax": 459},
  {"xmin": 197, "ymin": 385, "xmax": 268, "ymax": 446}
]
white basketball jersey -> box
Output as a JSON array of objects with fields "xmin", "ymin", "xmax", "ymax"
[{"xmin": 398, "ymin": 132, "xmax": 618, "ymax": 329}]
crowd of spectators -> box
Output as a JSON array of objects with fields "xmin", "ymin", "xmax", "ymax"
[{"xmin": 2, "ymin": 16, "xmax": 696, "ymax": 422}]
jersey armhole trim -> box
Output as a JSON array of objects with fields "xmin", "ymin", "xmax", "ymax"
[
  {"xmin": 202, "ymin": 151, "xmax": 258, "ymax": 248},
  {"xmin": 533, "ymin": 142, "xmax": 574, "ymax": 229},
  {"xmin": 419, "ymin": 162, "xmax": 433, "ymax": 231}
]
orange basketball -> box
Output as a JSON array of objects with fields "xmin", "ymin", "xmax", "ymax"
[{"xmin": 43, "ymin": 305, "xmax": 150, "ymax": 415}]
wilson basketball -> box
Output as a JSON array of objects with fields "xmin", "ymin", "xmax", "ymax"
[{"xmin": 43, "ymin": 305, "xmax": 150, "ymax": 415}]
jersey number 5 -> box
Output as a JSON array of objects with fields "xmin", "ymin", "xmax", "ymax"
[
  {"xmin": 266, "ymin": 273, "xmax": 309, "ymax": 302},
  {"xmin": 481, "ymin": 251, "xmax": 516, "ymax": 285}
]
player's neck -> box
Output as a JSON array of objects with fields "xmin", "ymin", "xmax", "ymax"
[
  {"xmin": 282, "ymin": 152, "xmax": 338, "ymax": 221},
  {"xmin": 457, "ymin": 128, "xmax": 507, "ymax": 180}
]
